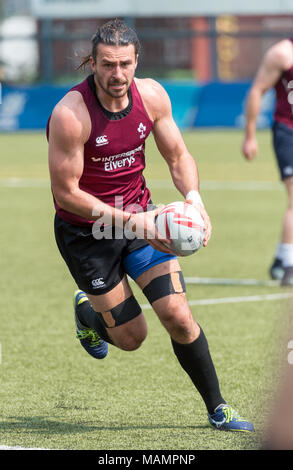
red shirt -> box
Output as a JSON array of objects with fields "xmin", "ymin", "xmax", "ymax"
[
  {"xmin": 47, "ymin": 75, "xmax": 154, "ymax": 225},
  {"xmin": 274, "ymin": 38, "xmax": 293, "ymax": 130}
]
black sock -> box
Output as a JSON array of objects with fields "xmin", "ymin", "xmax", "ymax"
[
  {"xmin": 171, "ymin": 327, "xmax": 226, "ymax": 415},
  {"xmin": 77, "ymin": 301, "xmax": 113, "ymax": 345}
]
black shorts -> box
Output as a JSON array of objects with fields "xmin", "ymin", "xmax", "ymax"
[
  {"xmin": 54, "ymin": 213, "xmax": 150, "ymax": 295},
  {"xmin": 272, "ymin": 121, "xmax": 293, "ymax": 180}
]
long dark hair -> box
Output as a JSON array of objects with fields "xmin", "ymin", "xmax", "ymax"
[{"xmin": 77, "ymin": 18, "xmax": 141, "ymax": 70}]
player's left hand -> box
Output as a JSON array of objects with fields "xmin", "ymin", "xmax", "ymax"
[{"xmin": 185, "ymin": 199, "xmax": 212, "ymax": 247}]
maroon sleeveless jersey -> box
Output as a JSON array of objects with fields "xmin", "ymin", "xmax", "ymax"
[
  {"xmin": 273, "ymin": 38, "xmax": 293, "ymax": 130},
  {"xmin": 47, "ymin": 75, "xmax": 153, "ymax": 225}
]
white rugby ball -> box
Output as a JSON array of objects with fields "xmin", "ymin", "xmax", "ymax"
[{"xmin": 155, "ymin": 201, "xmax": 205, "ymax": 257}]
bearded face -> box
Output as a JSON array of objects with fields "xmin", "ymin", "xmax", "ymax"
[{"xmin": 90, "ymin": 43, "xmax": 138, "ymax": 100}]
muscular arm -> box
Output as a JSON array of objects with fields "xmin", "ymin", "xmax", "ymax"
[
  {"xmin": 138, "ymin": 79, "xmax": 211, "ymax": 245},
  {"xmin": 48, "ymin": 94, "xmax": 130, "ymax": 227},
  {"xmin": 243, "ymin": 40, "xmax": 292, "ymax": 159},
  {"xmin": 142, "ymin": 80, "xmax": 200, "ymax": 197},
  {"xmin": 155, "ymin": 102, "xmax": 200, "ymax": 197}
]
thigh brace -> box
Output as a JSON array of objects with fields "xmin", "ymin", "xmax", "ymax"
[
  {"xmin": 142, "ymin": 271, "xmax": 186, "ymax": 304},
  {"xmin": 98, "ymin": 295, "xmax": 142, "ymax": 328}
]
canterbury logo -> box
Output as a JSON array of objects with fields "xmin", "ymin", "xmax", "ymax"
[
  {"xmin": 91, "ymin": 278, "xmax": 105, "ymax": 288},
  {"xmin": 96, "ymin": 135, "xmax": 109, "ymax": 146}
]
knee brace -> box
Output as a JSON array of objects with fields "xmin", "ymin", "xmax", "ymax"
[
  {"xmin": 98, "ymin": 295, "xmax": 142, "ymax": 328},
  {"xmin": 142, "ymin": 271, "xmax": 186, "ymax": 304}
]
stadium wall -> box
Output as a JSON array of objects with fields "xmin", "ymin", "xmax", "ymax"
[{"xmin": 0, "ymin": 81, "xmax": 275, "ymax": 131}]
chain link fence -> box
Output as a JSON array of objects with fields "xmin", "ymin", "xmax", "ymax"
[{"xmin": 1, "ymin": 13, "xmax": 293, "ymax": 83}]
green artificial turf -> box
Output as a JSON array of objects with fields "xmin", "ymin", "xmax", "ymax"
[{"xmin": 0, "ymin": 130, "xmax": 291, "ymax": 450}]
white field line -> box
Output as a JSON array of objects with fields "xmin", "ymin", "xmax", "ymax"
[
  {"xmin": 184, "ymin": 277, "xmax": 280, "ymax": 287},
  {"xmin": 0, "ymin": 178, "xmax": 283, "ymax": 191},
  {"xmin": 149, "ymin": 180, "xmax": 283, "ymax": 191},
  {"xmin": 0, "ymin": 445, "xmax": 49, "ymax": 450},
  {"xmin": 140, "ymin": 292, "xmax": 293, "ymax": 310},
  {"xmin": 0, "ymin": 178, "xmax": 49, "ymax": 188}
]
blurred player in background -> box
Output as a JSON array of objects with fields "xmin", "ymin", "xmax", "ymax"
[
  {"xmin": 48, "ymin": 18, "xmax": 253, "ymax": 432},
  {"xmin": 263, "ymin": 317, "xmax": 293, "ymax": 449},
  {"xmin": 242, "ymin": 38, "xmax": 293, "ymax": 286},
  {"xmin": 263, "ymin": 354, "xmax": 293, "ymax": 449}
]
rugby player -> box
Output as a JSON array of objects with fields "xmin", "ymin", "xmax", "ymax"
[
  {"xmin": 242, "ymin": 38, "xmax": 293, "ymax": 285},
  {"xmin": 48, "ymin": 18, "xmax": 254, "ymax": 432}
]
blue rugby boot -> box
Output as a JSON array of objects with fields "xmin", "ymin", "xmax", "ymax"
[
  {"xmin": 74, "ymin": 290, "xmax": 108, "ymax": 359},
  {"xmin": 208, "ymin": 404, "xmax": 254, "ymax": 432}
]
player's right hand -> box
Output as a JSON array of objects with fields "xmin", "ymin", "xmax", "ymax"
[
  {"xmin": 125, "ymin": 209, "xmax": 174, "ymax": 254},
  {"xmin": 242, "ymin": 137, "xmax": 258, "ymax": 160}
]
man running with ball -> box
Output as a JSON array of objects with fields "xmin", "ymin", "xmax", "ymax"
[{"xmin": 48, "ymin": 18, "xmax": 254, "ymax": 432}]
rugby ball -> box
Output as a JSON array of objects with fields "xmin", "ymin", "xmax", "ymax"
[{"xmin": 155, "ymin": 201, "xmax": 205, "ymax": 257}]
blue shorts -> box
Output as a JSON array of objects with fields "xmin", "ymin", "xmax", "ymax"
[
  {"xmin": 273, "ymin": 121, "xmax": 293, "ymax": 180},
  {"xmin": 123, "ymin": 244, "xmax": 177, "ymax": 280}
]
